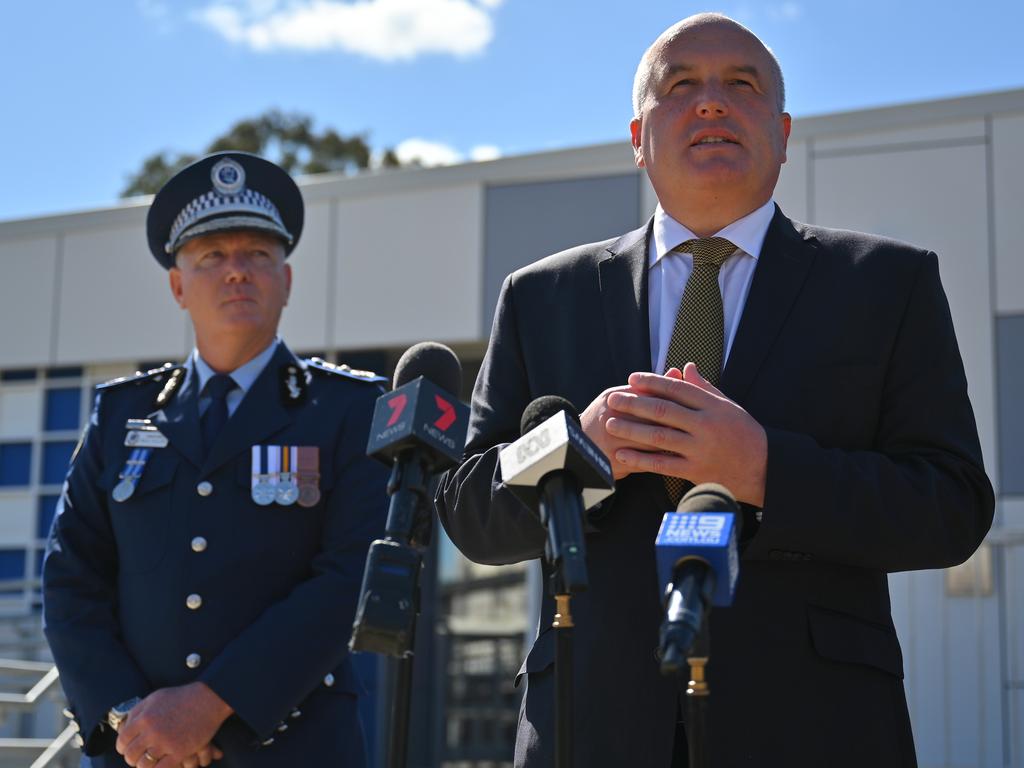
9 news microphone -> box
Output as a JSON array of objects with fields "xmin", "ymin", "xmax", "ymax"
[
  {"xmin": 656, "ymin": 483, "xmax": 742, "ymax": 675},
  {"xmin": 349, "ymin": 342, "xmax": 469, "ymax": 657},
  {"xmin": 498, "ymin": 396, "xmax": 614, "ymax": 593}
]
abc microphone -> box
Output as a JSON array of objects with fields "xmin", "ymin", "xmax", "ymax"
[
  {"xmin": 655, "ymin": 483, "xmax": 742, "ymax": 676},
  {"xmin": 350, "ymin": 342, "xmax": 469, "ymax": 657},
  {"xmin": 498, "ymin": 396, "xmax": 614, "ymax": 593}
]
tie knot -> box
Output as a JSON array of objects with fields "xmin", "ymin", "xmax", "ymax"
[
  {"xmin": 674, "ymin": 237, "xmax": 737, "ymax": 268},
  {"xmin": 203, "ymin": 373, "xmax": 237, "ymax": 401}
]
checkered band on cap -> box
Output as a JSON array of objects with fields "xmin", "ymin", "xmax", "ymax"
[{"xmin": 165, "ymin": 188, "xmax": 293, "ymax": 254}]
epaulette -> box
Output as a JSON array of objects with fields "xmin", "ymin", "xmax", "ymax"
[
  {"xmin": 96, "ymin": 363, "xmax": 178, "ymax": 391},
  {"xmin": 306, "ymin": 357, "xmax": 389, "ymax": 385}
]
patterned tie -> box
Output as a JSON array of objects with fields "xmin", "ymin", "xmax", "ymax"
[
  {"xmin": 201, "ymin": 374, "xmax": 237, "ymax": 457},
  {"xmin": 662, "ymin": 236, "xmax": 737, "ymax": 504}
]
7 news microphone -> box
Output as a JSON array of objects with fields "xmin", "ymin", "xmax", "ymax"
[
  {"xmin": 349, "ymin": 342, "xmax": 469, "ymax": 657},
  {"xmin": 498, "ymin": 396, "xmax": 614, "ymax": 592},
  {"xmin": 656, "ymin": 483, "xmax": 742, "ymax": 675}
]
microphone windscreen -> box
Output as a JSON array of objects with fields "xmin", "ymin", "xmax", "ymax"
[
  {"xmin": 392, "ymin": 342, "xmax": 462, "ymax": 396},
  {"xmin": 677, "ymin": 483, "xmax": 740, "ymax": 514},
  {"xmin": 520, "ymin": 396, "xmax": 579, "ymax": 436}
]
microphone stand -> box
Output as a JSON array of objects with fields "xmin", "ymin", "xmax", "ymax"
[
  {"xmin": 384, "ymin": 453, "xmax": 432, "ymax": 768},
  {"xmin": 685, "ymin": 625, "xmax": 711, "ymax": 768},
  {"xmin": 538, "ymin": 475, "xmax": 588, "ymax": 768}
]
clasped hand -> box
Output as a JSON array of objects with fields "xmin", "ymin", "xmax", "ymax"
[
  {"xmin": 580, "ymin": 362, "xmax": 767, "ymax": 506},
  {"xmin": 116, "ymin": 682, "xmax": 231, "ymax": 767}
]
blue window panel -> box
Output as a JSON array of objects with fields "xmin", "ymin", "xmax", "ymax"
[
  {"xmin": 0, "ymin": 443, "xmax": 31, "ymax": 486},
  {"xmin": 1, "ymin": 369, "xmax": 37, "ymax": 382},
  {"xmin": 45, "ymin": 388, "xmax": 81, "ymax": 432},
  {"xmin": 42, "ymin": 442, "xmax": 76, "ymax": 485},
  {"xmin": 0, "ymin": 550, "xmax": 26, "ymax": 594},
  {"xmin": 38, "ymin": 495, "xmax": 60, "ymax": 539},
  {"xmin": 46, "ymin": 366, "xmax": 83, "ymax": 379}
]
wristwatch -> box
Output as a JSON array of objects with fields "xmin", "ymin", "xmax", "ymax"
[{"xmin": 107, "ymin": 697, "xmax": 141, "ymax": 732}]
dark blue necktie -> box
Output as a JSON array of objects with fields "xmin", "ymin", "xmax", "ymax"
[{"xmin": 201, "ymin": 374, "xmax": 237, "ymax": 456}]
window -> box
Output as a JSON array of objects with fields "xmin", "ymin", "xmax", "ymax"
[
  {"xmin": 0, "ymin": 550, "xmax": 26, "ymax": 594},
  {"xmin": 45, "ymin": 388, "xmax": 81, "ymax": 432},
  {"xmin": 41, "ymin": 441, "xmax": 76, "ymax": 485},
  {"xmin": 37, "ymin": 495, "xmax": 59, "ymax": 539},
  {"xmin": 0, "ymin": 443, "xmax": 31, "ymax": 486}
]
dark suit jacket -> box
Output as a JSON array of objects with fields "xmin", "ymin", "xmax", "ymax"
[
  {"xmin": 436, "ymin": 209, "xmax": 994, "ymax": 768},
  {"xmin": 43, "ymin": 342, "xmax": 390, "ymax": 767}
]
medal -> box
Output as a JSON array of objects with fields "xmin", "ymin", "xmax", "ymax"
[
  {"xmin": 251, "ymin": 446, "xmax": 276, "ymax": 506},
  {"xmin": 111, "ymin": 448, "xmax": 152, "ymax": 503},
  {"xmin": 112, "ymin": 478, "xmax": 136, "ymax": 503},
  {"xmin": 296, "ymin": 446, "xmax": 321, "ymax": 508},
  {"xmin": 276, "ymin": 445, "xmax": 299, "ymax": 505}
]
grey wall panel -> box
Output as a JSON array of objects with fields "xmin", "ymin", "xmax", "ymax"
[
  {"xmin": 483, "ymin": 173, "xmax": 641, "ymax": 335},
  {"xmin": 998, "ymin": 315, "xmax": 1024, "ymax": 494}
]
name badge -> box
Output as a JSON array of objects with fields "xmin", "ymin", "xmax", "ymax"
[{"xmin": 124, "ymin": 419, "xmax": 169, "ymax": 448}]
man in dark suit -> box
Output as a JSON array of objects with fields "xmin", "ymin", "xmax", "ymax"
[
  {"xmin": 436, "ymin": 13, "xmax": 994, "ymax": 768},
  {"xmin": 43, "ymin": 152, "xmax": 389, "ymax": 767}
]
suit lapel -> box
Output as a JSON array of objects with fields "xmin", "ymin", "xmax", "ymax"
[
  {"xmin": 201, "ymin": 343, "xmax": 299, "ymax": 477},
  {"xmin": 598, "ymin": 222, "xmax": 653, "ymax": 383},
  {"xmin": 598, "ymin": 222, "xmax": 673, "ymax": 512},
  {"xmin": 149, "ymin": 373, "xmax": 203, "ymax": 469},
  {"xmin": 721, "ymin": 208, "xmax": 818, "ymax": 402}
]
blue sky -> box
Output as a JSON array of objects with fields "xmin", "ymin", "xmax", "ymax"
[{"xmin": 2, "ymin": 0, "xmax": 1023, "ymax": 221}]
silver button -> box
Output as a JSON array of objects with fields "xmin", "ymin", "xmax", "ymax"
[
  {"xmin": 197, "ymin": 481, "xmax": 213, "ymax": 497},
  {"xmin": 62, "ymin": 707, "xmax": 74, "ymax": 720},
  {"xmin": 323, "ymin": 673, "xmax": 335, "ymax": 687},
  {"xmin": 73, "ymin": 734, "xmax": 84, "ymax": 748},
  {"xmin": 186, "ymin": 653, "xmax": 202, "ymax": 669},
  {"xmin": 186, "ymin": 593, "xmax": 203, "ymax": 610},
  {"xmin": 191, "ymin": 536, "xmax": 208, "ymax": 553},
  {"xmin": 277, "ymin": 723, "xmax": 288, "ymax": 733},
  {"xmin": 290, "ymin": 708, "xmax": 302, "ymax": 719},
  {"xmin": 69, "ymin": 720, "xmax": 80, "ymax": 733},
  {"xmin": 261, "ymin": 737, "xmax": 275, "ymax": 747}
]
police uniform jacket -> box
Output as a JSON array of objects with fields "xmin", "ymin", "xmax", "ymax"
[{"xmin": 43, "ymin": 341, "xmax": 389, "ymax": 767}]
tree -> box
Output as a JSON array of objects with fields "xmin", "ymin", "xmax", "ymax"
[{"xmin": 121, "ymin": 109, "xmax": 402, "ymax": 197}]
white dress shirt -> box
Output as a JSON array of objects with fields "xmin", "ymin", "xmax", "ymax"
[{"xmin": 647, "ymin": 199, "xmax": 776, "ymax": 374}]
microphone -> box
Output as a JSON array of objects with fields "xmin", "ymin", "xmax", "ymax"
[
  {"xmin": 350, "ymin": 342, "xmax": 469, "ymax": 657},
  {"xmin": 498, "ymin": 396, "xmax": 614, "ymax": 593},
  {"xmin": 655, "ymin": 483, "xmax": 742, "ymax": 676}
]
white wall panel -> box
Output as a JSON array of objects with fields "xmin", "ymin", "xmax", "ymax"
[
  {"xmin": 774, "ymin": 138, "xmax": 808, "ymax": 222},
  {"xmin": 56, "ymin": 227, "xmax": 187, "ymax": 364},
  {"xmin": 813, "ymin": 144, "xmax": 997, "ymax": 479},
  {"xmin": 333, "ymin": 185, "xmax": 482, "ymax": 348},
  {"xmin": 279, "ymin": 201, "xmax": 330, "ymax": 352},
  {"xmin": 0, "ymin": 388, "xmax": 41, "ymax": 438},
  {"xmin": 0, "ymin": 237, "xmax": 57, "ymax": 366},
  {"xmin": 992, "ymin": 113, "xmax": 1024, "ymax": 314},
  {"xmin": 814, "ymin": 118, "xmax": 986, "ymax": 153},
  {"xmin": 0, "ymin": 494, "xmax": 35, "ymax": 542}
]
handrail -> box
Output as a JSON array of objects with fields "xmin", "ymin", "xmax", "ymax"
[{"xmin": 29, "ymin": 724, "xmax": 77, "ymax": 768}]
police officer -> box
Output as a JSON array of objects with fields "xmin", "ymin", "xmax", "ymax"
[{"xmin": 43, "ymin": 152, "xmax": 390, "ymax": 767}]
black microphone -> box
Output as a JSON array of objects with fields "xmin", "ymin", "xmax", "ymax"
[
  {"xmin": 350, "ymin": 342, "xmax": 469, "ymax": 657},
  {"xmin": 498, "ymin": 396, "xmax": 614, "ymax": 594},
  {"xmin": 655, "ymin": 483, "xmax": 742, "ymax": 676}
]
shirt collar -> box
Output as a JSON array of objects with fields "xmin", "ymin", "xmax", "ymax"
[
  {"xmin": 188, "ymin": 338, "xmax": 280, "ymax": 397},
  {"xmin": 650, "ymin": 198, "xmax": 776, "ymax": 266}
]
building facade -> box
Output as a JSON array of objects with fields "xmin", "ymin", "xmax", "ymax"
[{"xmin": 1, "ymin": 88, "xmax": 1023, "ymax": 766}]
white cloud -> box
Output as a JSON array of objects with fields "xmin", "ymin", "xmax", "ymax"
[
  {"xmin": 394, "ymin": 138, "xmax": 463, "ymax": 166},
  {"xmin": 393, "ymin": 139, "xmax": 501, "ymax": 166},
  {"xmin": 191, "ymin": 0, "xmax": 499, "ymax": 60},
  {"xmin": 469, "ymin": 144, "xmax": 501, "ymax": 162},
  {"xmin": 768, "ymin": 2, "xmax": 801, "ymax": 20}
]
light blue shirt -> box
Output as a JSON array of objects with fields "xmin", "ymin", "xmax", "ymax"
[
  {"xmin": 187, "ymin": 338, "xmax": 280, "ymax": 417},
  {"xmin": 647, "ymin": 199, "xmax": 776, "ymax": 374}
]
